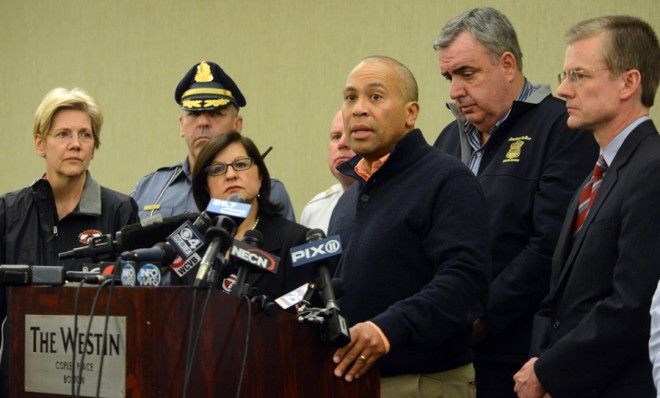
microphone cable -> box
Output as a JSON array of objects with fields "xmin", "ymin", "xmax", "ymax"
[
  {"xmin": 75, "ymin": 277, "xmax": 115, "ymax": 398},
  {"xmin": 95, "ymin": 277, "xmax": 116, "ymax": 398},
  {"xmin": 181, "ymin": 286, "xmax": 212, "ymax": 398},
  {"xmin": 181, "ymin": 288, "xmax": 200, "ymax": 397},
  {"xmin": 182, "ymin": 266, "xmax": 249, "ymax": 397},
  {"xmin": 182, "ymin": 240, "xmax": 231, "ymax": 397},
  {"xmin": 235, "ymin": 294, "xmax": 253, "ymax": 398},
  {"xmin": 71, "ymin": 280, "xmax": 85, "ymax": 398},
  {"xmin": 180, "ymin": 290, "xmax": 195, "ymax": 397}
]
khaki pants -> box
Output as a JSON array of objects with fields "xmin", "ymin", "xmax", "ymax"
[{"xmin": 380, "ymin": 363, "xmax": 476, "ymax": 398}]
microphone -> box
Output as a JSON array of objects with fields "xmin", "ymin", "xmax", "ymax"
[
  {"xmin": 228, "ymin": 232, "xmax": 279, "ymax": 274},
  {"xmin": 167, "ymin": 212, "xmax": 214, "ymax": 257},
  {"xmin": 0, "ymin": 265, "xmax": 65, "ymax": 286},
  {"xmin": 205, "ymin": 194, "xmax": 251, "ymax": 224},
  {"xmin": 121, "ymin": 242, "xmax": 178, "ymax": 264},
  {"xmin": 65, "ymin": 271, "xmax": 115, "ymax": 284},
  {"xmin": 56, "ymin": 233, "xmax": 117, "ymax": 261},
  {"xmin": 329, "ymin": 278, "xmax": 346, "ymax": 300},
  {"xmin": 137, "ymin": 263, "xmax": 163, "ymax": 286},
  {"xmin": 166, "ymin": 212, "xmax": 213, "ymax": 279},
  {"xmin": 58, "ymin": 213, "xmax": 198, "ymax": 260},
  {"xmin": 117, "ymin": 213, "xmax": 198, "ymax": 252},
  {"xmin": 120, "ymin": 243, "xmax": 178, "ymax": 286},
  {"xmin": 289, "ymin": 229, "xmax": 349, "ymax": 347},
  {"xmin": 120, "ymin": 259, "xmax": 138, "ymax": 286},
  {"xmin": 193, "ymin": 216, "xmax": 237, "ymax": 288},
  {"xmin": 231, "ymin": 230, "xmax": 264, "ymax": 296},
  {"xmin": 65, "ymin": 262, "xmax": 120, "ymax": 284},
  {"xmin": 291, "ymin": 229, "xmax": 343, "ymax": 310},
  {"xmin": 228, "ymin": 193, "xmax": 245, "ymax": 203}
]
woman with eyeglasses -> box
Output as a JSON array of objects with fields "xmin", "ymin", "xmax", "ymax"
[
  {"xmin": 191, "ymin": 131, "xmax": 315, "ymax": 300},
  {"xmin": 0, "ymin": 88, "xmax": 138, "ymax": 268}
]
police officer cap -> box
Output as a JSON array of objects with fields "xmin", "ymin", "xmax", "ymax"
[{"xmin": 174, "ymin": 60, "xmax": 246, "ymax": 111}]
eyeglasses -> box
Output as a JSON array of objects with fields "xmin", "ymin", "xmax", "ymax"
[
  {"xmin": 557, "ymin": 67, "xmax": 609, "ymax": 85},
  {"xmin": 49, "ymin": 130, "xmax": 95, "ymax": 143},
  {"xmin": 206, "ymin": 157, "xmax": 254, "ymax": 176}
]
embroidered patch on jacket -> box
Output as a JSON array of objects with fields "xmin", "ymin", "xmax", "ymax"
[
  {"xmin": 503, "ymin": 135, "xmax": 532, "ymax": 163},
  {"xmin": 78, "ymin": 229, "xmax": 103, "ymax": 245}
]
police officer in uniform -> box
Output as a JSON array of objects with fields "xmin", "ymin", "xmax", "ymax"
[{"xmin": 132, "ymin": 60, "xmax": 295, "ymax": 220}]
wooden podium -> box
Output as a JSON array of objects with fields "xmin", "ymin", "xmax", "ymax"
[{"xmin": 7, "ymin": 285, "xmax": 379, "ymax": 397}]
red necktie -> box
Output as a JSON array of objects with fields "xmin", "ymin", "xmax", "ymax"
[{"xmin": 574, "ymin": 155, "xmax": 608, "ymax": 234}]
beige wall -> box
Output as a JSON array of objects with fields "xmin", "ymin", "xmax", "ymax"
[{"xmin": 0, "ymin": 0, "xmax": 658, "ymax": 217}]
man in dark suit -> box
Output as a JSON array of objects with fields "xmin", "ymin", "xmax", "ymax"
[{"xmin": 513, "ymin": 16, "xmax": 660, "ymax": 398}]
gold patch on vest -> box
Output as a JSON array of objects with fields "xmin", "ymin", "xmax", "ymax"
[{"xmin": 503, "ymin": 135, "xmax": 531, "ymax": 163}]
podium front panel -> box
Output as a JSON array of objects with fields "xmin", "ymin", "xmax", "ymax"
[{"xmin": 7, "ymin": 286, "xmax": 379, "ymax": 397}]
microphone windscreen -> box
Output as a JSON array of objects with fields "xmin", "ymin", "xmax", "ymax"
[
  {"xmin": 193, "ymin": 211, "xmax": 213, "ymax": 232},
  {"xmin": 156, "ymin": 242, "xmax": 178, "ymax": 265},
  {"xmin": 243, "ymin": 229, "xmax": 264, "ymax": 248},
  {"xmin": 305, "ymin": 228, "xmax": 326, "ymax": 242},
  {"xmin": 137, "ymin": 263, "xmax": 162, "ymax": 286},
  {"xmin": 119, "ymin": 213, "xmax": 197, "ymax": 251},
  {"xmin": 205, "ymin": 215, "xmax": 237, "ymax": 240},
  {"xmin": 228, "ymin": 193, "xmax": 246, "ymax": 203},
  {"xmin": 120, "ymin": 260, "xmax": 137, "ymax": 286}
]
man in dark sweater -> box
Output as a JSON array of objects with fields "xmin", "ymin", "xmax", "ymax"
[
  {"xmin": 433, "ymin": 8, "xmax": 598, "ymax": 397},
  {"xmin": 330, "ymin": 55, "xmax": 490, "ymax": 397}
]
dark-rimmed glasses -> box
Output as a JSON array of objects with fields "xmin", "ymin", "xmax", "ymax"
[{"xmin": 205, "ymin": 157, "xmax": 254, "ymax": 176}]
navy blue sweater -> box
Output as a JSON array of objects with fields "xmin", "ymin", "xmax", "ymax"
[{"xmin": 333, "ymin": 130, "xmax": 490, "ymax": 376}]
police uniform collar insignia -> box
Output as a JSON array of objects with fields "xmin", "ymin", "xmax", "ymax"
[{"xmin": 143, "ymin": 204, "xmax": 161, "ymax": 212}]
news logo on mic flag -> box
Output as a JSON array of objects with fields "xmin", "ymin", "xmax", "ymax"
[
  {"xmin": 229, "ymin": 239, "xmax": 280, "ymax": 273},
  {"xmin": 169, "ymin": 253, "xmax": 202, "ymax": 277},
  {"xmin": 120, "ymin": 260, "xmax": 137, "ymax": 287},
  {"xmin": 167, "ymin": 220, "xmax": 205, "ymax": 258},
  {"xmin": 137, "ymin": 263, "xmax": 161, "ymax": 286},
  {"xmin": 206, "ymin": 198, "xmax": 251, "ymax": 218},
  {"xmin": 289, "ymin": 235, "xmax": 342, "ymax": 267}
]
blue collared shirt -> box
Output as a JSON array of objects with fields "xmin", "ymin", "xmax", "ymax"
[
  {"xmin": 132, "ymin": 157, "xmax": 296, "ymax": 221},
  {"xmin": 465, "ymin": 80, "xmax": 536, "ymax": 174},
  {"xmin": 601, "ymin": 116, "xmax": 650, "ymax": 167}
]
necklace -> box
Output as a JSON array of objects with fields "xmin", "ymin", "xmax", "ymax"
[{"xmin": 251, "ymin": 216, "xmax": 260, "ymax": 230}]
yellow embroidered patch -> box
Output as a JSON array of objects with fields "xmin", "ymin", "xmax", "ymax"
[{"xmin": 503, "ymin": 135, "xmax": 531, "ymax": 163}]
